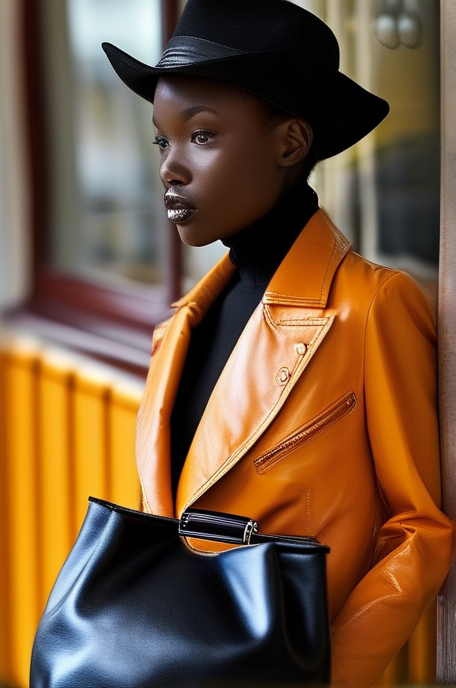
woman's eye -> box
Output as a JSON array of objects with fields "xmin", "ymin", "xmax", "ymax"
[
  {"xmin": 153, "ymin": 136, "xmax": 169, "ymax": 151},
  {"xmin": 191, "ymin": 130, "xmax": 214, "ymax": 145}
]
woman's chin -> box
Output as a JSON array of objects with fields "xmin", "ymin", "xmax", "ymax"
[{"xmin": 176, "ymin": 225, "xmax": 214, "ymax": 248}]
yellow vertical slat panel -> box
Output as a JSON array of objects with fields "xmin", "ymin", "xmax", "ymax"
[
  {"xmin": 4, "ymin": 344, "xmax": 41, "ymax": 688},
  {"xmin": 73, "ymin": 367, "xmax": 111, "ymax": 531},
  {"xmin": 109, "ymin": 381, "xmax": 143, "ymax": 508},
  {"xmin": 373, "ymin": 607, "xmax": 437, "ymax": 686},
  {"xmin": 374, "ymin": 643, "xmax": 409, "ymax": 686},
  {"xmin": 408, "ymin": 603, "xmax": 437, "ymax": 684},
  {"xmin": 37, "ymin": 353, "xmax": 75, "ymax": 612},
  {"xmin": 0, "ymin": 339, "xmax": 147, "ymax": 687},
  {"xmin": 0, "ymin": 348, "xmax": 10, "ymax": 682}
]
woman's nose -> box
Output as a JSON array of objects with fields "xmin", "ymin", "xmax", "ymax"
[{"xmin": 160, "ymin": 151, "xmax": 190, "ymax": 187}]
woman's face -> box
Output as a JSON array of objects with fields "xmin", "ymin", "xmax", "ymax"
[{"xmin": 153, "ymin": 75, "xmax": 297, "ymax": 246}]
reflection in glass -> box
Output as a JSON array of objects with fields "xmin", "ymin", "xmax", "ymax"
[
  {"xmin": 374, "ymin": 0, "xmax": 440, "ymax": 275},
  {"xmin": 47, "ymin": 0, "xmax": 164, "ymax": 286},
  {"xmin": 313, "ymin": 0, "xmax": 439, "ymax": 282}
]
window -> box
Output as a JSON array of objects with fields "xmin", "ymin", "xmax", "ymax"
[
  {"xmin": 44, "ymin": 0, "xmax": 163, "ymax": 287},
  {"xmin": 310, "ymin": 0, "xmax": 440, "ymax": 289},
  {"xmin": 16, "ymin": 0, "xmax": 183, "ymax": 376}
]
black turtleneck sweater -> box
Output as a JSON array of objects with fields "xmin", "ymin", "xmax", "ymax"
[{"xmin": 170, "ymin": 183, "xmax": 319, "ymax": 494}]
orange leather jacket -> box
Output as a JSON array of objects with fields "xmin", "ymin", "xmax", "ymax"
[{"xmin": 136, "ymin": 209, "xmax": 453, "ymax": 687}]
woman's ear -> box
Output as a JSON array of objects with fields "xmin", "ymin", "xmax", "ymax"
[{"xmin": 277, "ymin": 118, "xmax": 313, "ymax": 167}]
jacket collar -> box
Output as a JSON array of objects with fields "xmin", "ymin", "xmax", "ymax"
[{"xmin": 264, "ymin": 208, "xmax": 350, "ymax": 307}]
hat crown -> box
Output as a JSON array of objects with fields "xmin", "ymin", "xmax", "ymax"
[{"xmin": 174, "ymin": 0, "xmax": 340, "ymax": 72}]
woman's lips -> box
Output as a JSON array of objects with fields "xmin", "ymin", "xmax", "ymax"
[
  {"xmin": 164, "ymin": 192, "xmax": 196, "ymax": 224},
  {"xmin": 167, "ymin": 207, "xmax": 196, "ymax": 224}
]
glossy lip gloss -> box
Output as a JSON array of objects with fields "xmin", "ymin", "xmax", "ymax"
[{"xmin": 164, "ymin": 191, "xmax": 196, "ymax": 224}]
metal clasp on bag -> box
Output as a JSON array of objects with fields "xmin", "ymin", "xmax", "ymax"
[{"xmin": 179, "ymin": 509, "xmax": 258, "ymax": 545}]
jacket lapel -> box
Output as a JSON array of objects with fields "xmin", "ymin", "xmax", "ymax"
[
  {"xmin": 176, "ymin": 305, "xmax": 335, "ymax": 513},
  {"xmin": 176, "ymin": 209, "xmax": 350, "ymax": 513},
  {"xmin": 136, "ymin": 256, "xmax": 236, "ymax": 516}
]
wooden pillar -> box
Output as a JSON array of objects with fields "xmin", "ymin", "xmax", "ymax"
[{"xmin": 436, "ymin": 0, "xmax": 456, "ymax": 682}]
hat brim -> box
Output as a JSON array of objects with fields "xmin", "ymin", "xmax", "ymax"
[{"xmin": 102, "ymin": 42, "xmax": 389, "ymax": 160}]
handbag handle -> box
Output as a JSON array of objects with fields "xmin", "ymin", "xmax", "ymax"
[
  {"xmin": 179, "ymin": 508, "xmax": 258, "ymax": 545},
  {"xmin": 88, "ymin": 498, "xmax": 328, "ymax": 551}
]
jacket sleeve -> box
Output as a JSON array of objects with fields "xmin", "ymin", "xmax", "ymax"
[{"xmin": 330, "ymin": 271, "xmax": 454, "ymax": 687}]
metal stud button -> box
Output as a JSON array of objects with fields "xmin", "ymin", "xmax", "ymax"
[
  {"xmin": 277, "ymin": 367, "xmax": 291, "ymax": 385},
  {"xmin": 295, "ymin": 343, "xmax": 307, "ymax": 356}
]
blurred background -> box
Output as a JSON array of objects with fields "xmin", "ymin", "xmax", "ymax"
[{"xmin": 0, "ymin": 1, "xmax": 451, "ymax": 687}]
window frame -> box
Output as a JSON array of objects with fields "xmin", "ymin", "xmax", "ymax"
[{"xmin": 8, "ymin": 0, "xmax": 182, "ymax": 377}]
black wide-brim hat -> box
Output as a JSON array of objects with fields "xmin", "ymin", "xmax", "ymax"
[{"xmin": 103, "ymin": 0, "xmax": 389, "ymax": 160}]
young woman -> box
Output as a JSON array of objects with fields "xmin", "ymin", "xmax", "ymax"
[{"xmin": 103, "ymin": 1, "xmax": 454, "ymax": 685}]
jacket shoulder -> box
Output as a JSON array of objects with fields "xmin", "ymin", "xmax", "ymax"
[{"xmin": 339, "ymin": 249, "xmax": 434, "ymax": 307}]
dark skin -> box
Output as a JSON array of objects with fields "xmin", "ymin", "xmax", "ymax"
[{"xmin": 153, "ymin": 75, "xmax": 313, "ymax": 247}]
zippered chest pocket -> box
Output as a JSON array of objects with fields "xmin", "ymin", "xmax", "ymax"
[{"xmin": 253, "ymin": 391, "xmax": 357, "ymax": 474}]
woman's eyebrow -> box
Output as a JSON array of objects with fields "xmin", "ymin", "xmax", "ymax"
[{"xmin": 181, "ymin": 105, "xmax": 220, "ymax": 121}]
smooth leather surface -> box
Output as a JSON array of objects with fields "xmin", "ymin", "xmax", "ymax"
[
  {"xmin": 30, "ymin": 498, "xmax": 331, "ymax": 687},
  {"xmin": 136, "ymin": 209, "xmax": 454, "ymax": 687}
]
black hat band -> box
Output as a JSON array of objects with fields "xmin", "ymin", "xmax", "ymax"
[{"xmin": 156, "ymin": 36, "xmax": 246, "ymax": 68}]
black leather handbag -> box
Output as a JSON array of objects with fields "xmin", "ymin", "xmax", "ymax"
[{"xmin": 30, "ymin": 497, "xmax": 331, "ymax": 687}]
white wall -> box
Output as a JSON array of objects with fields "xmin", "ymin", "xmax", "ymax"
[{"xmin": 0, "ymin": 0, "xmax": 30, "ymax": 310}]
